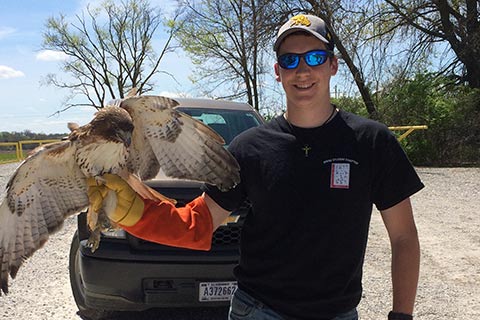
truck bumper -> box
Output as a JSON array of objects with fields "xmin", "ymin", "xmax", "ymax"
[{"xmin": 78, "ymin": 240, "xmax": 237, "ymax": 311}]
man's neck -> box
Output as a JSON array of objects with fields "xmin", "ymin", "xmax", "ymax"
[{"xmin": 284, "ymin": 101, "xmax": 335, "ymax": 128}]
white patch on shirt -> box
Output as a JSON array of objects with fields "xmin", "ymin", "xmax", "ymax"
[{"xmin": 330, "ymin": 163, "xmax": 350, "ymax": 189}]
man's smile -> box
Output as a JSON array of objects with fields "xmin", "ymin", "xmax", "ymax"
[{"xmin": 294, "ymin": 82, "xmax": 315, "ymax": 89}]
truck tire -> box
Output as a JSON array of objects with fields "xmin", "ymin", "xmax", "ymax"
[{"xmin": 69, "ymin": 231, "xmax": 114, "ymax": 320}]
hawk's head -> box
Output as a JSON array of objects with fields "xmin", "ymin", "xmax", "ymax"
[{"xmin": 90, "ymin": 107, "xmax": 134, "ymax": 147}]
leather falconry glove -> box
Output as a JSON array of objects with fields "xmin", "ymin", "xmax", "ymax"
[
  {"xmin": 86, "ymin": 174, "xmax": 144, "ymax": 226},
  {"xmin": 86, "ymin": 174, "xmax": 213, "ymax": 250}
]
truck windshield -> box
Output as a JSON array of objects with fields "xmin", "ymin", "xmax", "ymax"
[{"xmin": 177, "ymin": 108, "xmax": 262, "ymax": 146}]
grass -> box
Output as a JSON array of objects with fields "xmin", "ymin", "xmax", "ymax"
[{"xmin": 0, "ymin": 152, "xmax": 20, "ymax": 164}]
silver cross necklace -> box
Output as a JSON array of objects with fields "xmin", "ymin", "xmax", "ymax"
[{"xmin": 285, "ymin": 106, "xmax": 337, "ymax": 157}]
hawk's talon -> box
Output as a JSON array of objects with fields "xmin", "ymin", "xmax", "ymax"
[
  {"xmin": 94, "ymin": 175, "xmax": 106, "ymax": 186},
  {"xmin": 87, "ymin": 231, "xmax": 101, "ymax": 253}
]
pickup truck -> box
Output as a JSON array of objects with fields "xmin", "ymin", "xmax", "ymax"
[{"xmin": 69, "ymin": 98, "xmax": 264, "ymax": 319}]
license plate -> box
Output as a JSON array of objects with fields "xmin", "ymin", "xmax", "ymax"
[{"xmin": 199, "ymin": 281, "xmax": 237, "ymax": 302}]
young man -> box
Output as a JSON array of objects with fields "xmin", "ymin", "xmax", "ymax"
[{"xmin": 90, "ymin": 14, "xmax": 423, "ymax": 320}]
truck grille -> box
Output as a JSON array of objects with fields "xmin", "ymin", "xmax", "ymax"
[{"xmin": 212, "ymin": 224, "xmax": 242, "ymax": 245}]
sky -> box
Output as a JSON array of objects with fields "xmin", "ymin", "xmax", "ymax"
[{"xmin": 0, "ymin": 0, "xmax": 195, "ymax": 134}]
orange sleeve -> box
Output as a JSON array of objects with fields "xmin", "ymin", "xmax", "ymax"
[{"xmin": 119, "ymin": 196, "xmax": 214, "ymax": 251}]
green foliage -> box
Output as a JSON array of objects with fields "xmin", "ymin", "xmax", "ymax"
[
  {"xmin": 378, "ymin": 73, "xmax": 479, "ymax": 166},
  {"xmin": 332, "ymin": 96, "xmax": 369, "ymax": 118},
  {"xmin": 0, "ymin": 131, "xmax": 65, "ymax": 142}
]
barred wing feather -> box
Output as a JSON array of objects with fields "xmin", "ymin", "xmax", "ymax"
[
  {"xmin": 0, "ymin": 141, "xmax": 89, "ymax": 295},
  {"xmin": 121, "ymin": 95, "xmax": 240, "ymax": 191}
]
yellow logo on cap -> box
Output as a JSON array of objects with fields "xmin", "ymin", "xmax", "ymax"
[
  {"xmin": 326, "ymin": 31, "xmax": 332, "ymax": 41},
  {"xmin": 290, "ymin": 14, "xmax": 311, "ymax": 27}
]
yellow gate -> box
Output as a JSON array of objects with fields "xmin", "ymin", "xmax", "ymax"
[
  {"xmin": 388, "ymin": 125, "xmax": 428, "ymax": 142},
  {"xmin": 0, "ymin": 127, "xmax": 427, "ymax": 164},
  {"xmin": 0, "ymin": 140, "xmax": 60, "ymax": 164},
  {"xmin": 0, "ymin": 142, "xmax": 21, "ymax": 164}
]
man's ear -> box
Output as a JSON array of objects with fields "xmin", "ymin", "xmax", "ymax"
[
  {"xmin": 330, "ymin": 56, "xmax": 339, "ymax": 76},
  {"xmin": 274, "ymin": 63, "xmax": 281, "ymax": 82}
]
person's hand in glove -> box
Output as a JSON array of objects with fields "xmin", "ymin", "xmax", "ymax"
[
  {"xmin": 86, "ymin": 174, "xmax": 144, "ymax": 226},
  {"xmin": 86, "ymin": 174, "xmax": 217, "ymax": 250}
]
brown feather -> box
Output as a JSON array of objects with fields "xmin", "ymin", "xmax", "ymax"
[{"xmin": 0, "ymin": 94, "xmax": 241, "ymax": 296}]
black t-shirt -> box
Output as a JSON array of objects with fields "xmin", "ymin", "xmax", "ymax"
[{"xmin": 205, "ymin": 110, "xmax": 424, "ymax": 319}]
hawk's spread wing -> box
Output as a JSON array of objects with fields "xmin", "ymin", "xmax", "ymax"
[
  {"xmin": 0, "ymin": 141, "xmax": 89, "ymax": 294},
  {"xmin": 121, "ymin": 95, "xmax": 240, "ymax": 191},
  {"xmin": 0, "ymin": 94, "xmax": 242, "ymax": 295}
]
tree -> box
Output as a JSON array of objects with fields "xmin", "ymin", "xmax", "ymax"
[
  {"xmin": 307, "ymin": 0, "xmax": 380, "ymax": 118},
  {"xmin": 384, "ymin": 0, "xmax": 480, "ymax": 89},
  {"xmin": 42, "ymin": 0, "xmax": 173, "ymax": 111},
  {"xmin": 379, "ymin": 73, "xmax": 480, "ymax": 165},
  {"xmin": 173, "ymin": 0, "xmax": 276, "ymax": 111}
]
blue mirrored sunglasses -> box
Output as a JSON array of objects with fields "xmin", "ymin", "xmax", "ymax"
[{"xmin": 277, "ymin": 50, "xmax": 334, "ymax": 69}]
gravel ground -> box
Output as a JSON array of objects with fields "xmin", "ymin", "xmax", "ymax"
[{"xmin": 0, "ymin": 163, "xmax": 479, "ymax": 319}]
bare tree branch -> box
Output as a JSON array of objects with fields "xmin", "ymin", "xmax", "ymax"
[{"xmin": 41, "ymin": 0, "xmax": 173, "ymax": 112}]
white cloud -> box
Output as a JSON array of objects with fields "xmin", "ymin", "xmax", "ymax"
[
  {"xmin": 36, "ymin": 50, "xmax": 68, "ymax": 61},
  {"xmin": 0, "ymin": 65, "xmax": 25, "ymax": 79},
  {"xmin": 0, "ymin": 27, "xmax": 15, "ymax": 39},
  {"xmin": 158, "ymin": 91, "xmax": 184, "ymax": 98}
]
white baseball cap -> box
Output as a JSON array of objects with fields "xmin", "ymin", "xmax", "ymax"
[{"xmin": 273, "ymin": 14, "xmax": 334, "ymax": 52}]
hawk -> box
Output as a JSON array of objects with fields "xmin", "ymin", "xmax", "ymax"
[{"xmin": 0, "ymin": 95, "xmax": 240, "ymax": 295}]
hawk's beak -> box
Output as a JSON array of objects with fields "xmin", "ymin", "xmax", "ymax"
[{"xmin": 121, "ymin": 131, "xmax": 132, "ymax": 147}]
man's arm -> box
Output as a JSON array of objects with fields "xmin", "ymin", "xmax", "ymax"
[
  {"xmin": 88, "ymin": 175, "xmax": 233, "ymax": 250},
  {"xmin": 380, "ymin": 197, "xmax": 420, "ymax": 315},
  {"xmin": 118, "ymin": 192, "xmax": 232, "ymax": 250}
]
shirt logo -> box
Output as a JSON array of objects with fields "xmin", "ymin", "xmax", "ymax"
[
  {"xmin": 290, "ymin": 15, "xmax": 311, "ymax": 27},
  {"xmin": 330, "ymin": 163, "xmax": 350, "ymax": 189}
]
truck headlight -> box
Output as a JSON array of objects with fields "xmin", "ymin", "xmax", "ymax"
[{"xmin": 101, "ymin": 228, "xmax": 127, "ymax": 239}]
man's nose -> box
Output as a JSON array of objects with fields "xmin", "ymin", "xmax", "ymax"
[{"xmin": 296, "ymin": 57, "xmax": 311, "ymax": 73}]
